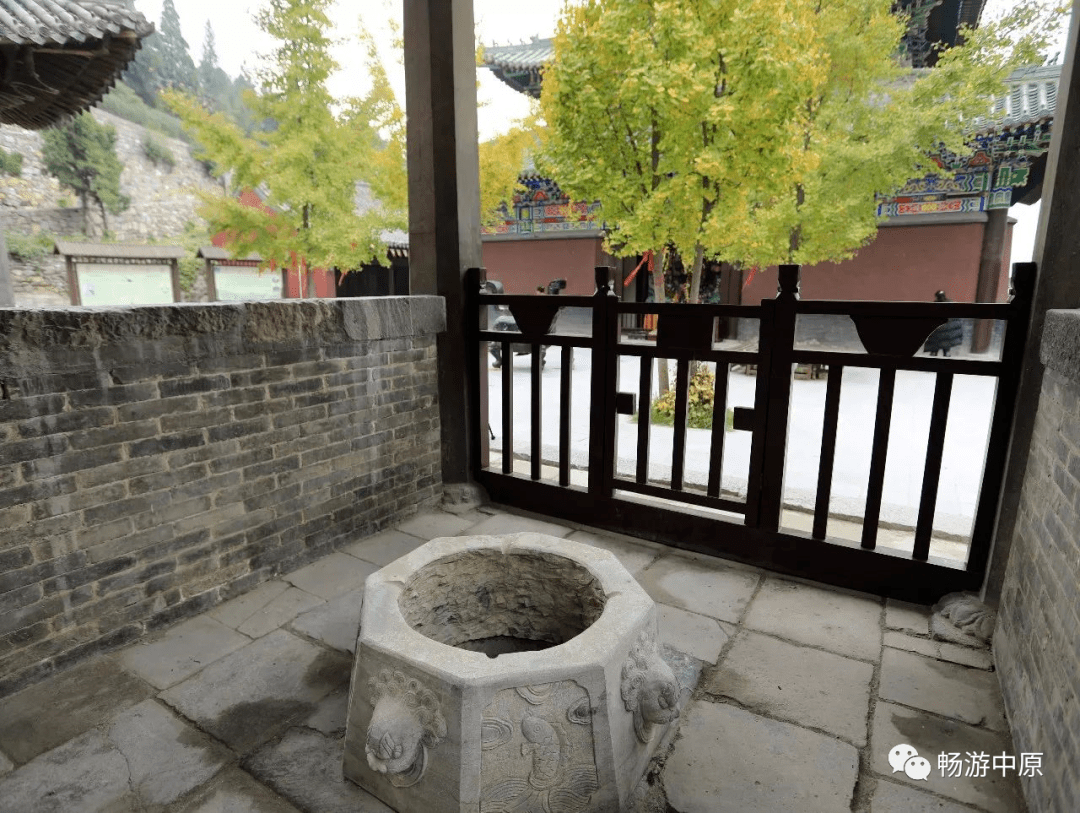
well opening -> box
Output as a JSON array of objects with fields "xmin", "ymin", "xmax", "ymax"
[{"xmin": 398, "ymin": 549, "xmax": 607, "ymax": 657}]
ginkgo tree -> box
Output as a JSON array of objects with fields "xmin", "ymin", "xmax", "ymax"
[
  {"xmin": 540, "ymin": 0, "xmax": 1063, "ymax": 304},
  {"xmin": 166, "ymin": 0, "xmax": 406, "ymax": 293}
]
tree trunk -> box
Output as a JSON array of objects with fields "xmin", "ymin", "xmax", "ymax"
[
  {"xmin": 80, "ymin": 193, "xmax": 89, "ymax": 236},
  {"xmin": 0, "ymin": 222, "xmax": 14, "ymax": 307},
  {"xmin": 687, "ymin": 242, "xmax": 707, "ymax": 375},
  {"xmin": 652, "ymin": 249, "xmax": 670, "ymax": 394}
]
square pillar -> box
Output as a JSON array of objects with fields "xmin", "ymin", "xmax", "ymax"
[{"xmin": 404, "ymin": 0, "xmax": 483, "ymax": 486}]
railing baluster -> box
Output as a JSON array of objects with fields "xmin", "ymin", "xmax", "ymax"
[
  {"xmin": 672, "ymin": 358, "xmax": 690, "ymax": 491},
  {"xmin": 559, "ymin": 346, "xmax": 573, "ymax": 486},
  {"xmin": 813, "ymin": 365, "xmax": 844, "ymax": 539},
  {"xmin": 636, "ymin": 355, "xmax": 652, "ymax": 484},
  {"xmin": 531, "ymin": 345, "xmax": 542, "ymax": 480},
  {"xmin": 861, "ymin": 367, "xmax": 896, "ymax": 550},
  {"xmin": 913, "ymin": 372, "xmax": 953, "ymax": 560},
  {"xmin": 501, "ymin": 342, "xmax": 513, "ymax": 474},
  {"xmin": 707, "ymin": 362, "xmax": 729, "ymax": 497}
]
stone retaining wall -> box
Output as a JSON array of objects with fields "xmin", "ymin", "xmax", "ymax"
[
  {"xmin": 0, "ymin": 297, "xmax": 445, "ymax": 697},
  {"xmin": 994, "ymin": 308, "xmax": 1080, "ymax": 812}
]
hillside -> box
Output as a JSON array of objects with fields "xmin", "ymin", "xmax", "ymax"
[{"xmin": 0, "ymin": 106, "xmax": 222, "ymax": 306}]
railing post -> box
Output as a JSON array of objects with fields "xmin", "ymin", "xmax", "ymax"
[
  {"xmin": 464, "ymin": 267, "xmax": 489, "ymax": 476},
  {"xmin": 968, "ymin": 261, "xmax": 1036, "ymax": 579},
  {"xmin": 748, "ymin": 264, "xmax": 799, "ymax": 532},
  {"xmin": 588, "ymin": 266, "xmax": 618, "ymax": 500}
]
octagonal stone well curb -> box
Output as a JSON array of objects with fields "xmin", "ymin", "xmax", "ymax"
[{"xmin": 342, "ymin": 532, "xmax": 680, "ymax": 813}]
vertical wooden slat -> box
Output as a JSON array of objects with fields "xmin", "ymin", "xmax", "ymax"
[
  {"xmin": 636, "ymin": 355, "xmax": 652, "ymax": 484},
  {"xmin": 812, "ymin": 365, "xmax": 844, "ymax": 539},
  {"xmin": 501, "ymin": 342, "xmax": 513, "ymax": 474},
  {"xmin": 671, "ymin": 358, "xmax": 690, "ymax": 491},
  {"xmin": 531, "ymin": 345, "xmax": 542, "ymax": 480},
  {"xmin": 861, "ymin": 367, "xmax": 896, "ymax": 550},
  {"xmin": 707, "ymin": 362, "xmax": 729, "ymax": 497},
  {"xmin": 913, "ymin": 372, "xmax": 954, "ymax": 560},
  {"xmin": 559, "ymin": 346, "xmax": 573, "ymax": 486}
]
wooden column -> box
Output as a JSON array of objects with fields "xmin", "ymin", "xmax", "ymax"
[
  {"xmin": 403, "ymin": 0, "xmax": 483, "ymax": 485},
  {"xmin": 205, "ymin": 259, "xmax": 218, "ymax": 301},
  {"xmin": 971, "ymin": 207, "xmax": 1008, "ymax": 353},
  {"xmin": 984, "ymin": 3, "xmax": 1080, "ymax": 605},
  {"xmin": 66, "ymin": 255, "xmax": 80, "ymax": 305},
  {"xmin": 169, "ymin": 259, "xmax": 182, "ymax": 303}
]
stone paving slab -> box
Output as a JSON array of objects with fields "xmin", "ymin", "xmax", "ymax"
[
  {"xmin": 234, "ymin": 586, "xmax": 325, "ymax": 638},
  {"xmin": 658, "ymin": 603, "xmax": 732, "ymax": 663},
  {"xmin": 885, "ymin": 599, "xmax": 932, "ymax": 636},
  {"xmin": 171, "ymin": 766, "xmax": 304, "ymax": 813},
  {"xmin": 303, "ymin": 687, "xmax": 350, "ymax": 737},
  {"xmin": 870, "ymin": 701, "xmax": 1024, "ymax": 813},
  {"xmin": 344, "ymin": 528, "xmax": 427, "ymax": 566},
  {"xmin": 0, "ymin": 748, "xmax": 12, "ymax": 776},
  {"xmin": 566, "ymin": 529, "xmax": 659, "ymax": 575},
  {"xmin": 159, "ymin": 629, "xmax": 350, "ymax": 755},
  {"xmin": 459, "ymin": 511, "xmax": 574, "ymax": 537},
  {"xmin": 0, "ymin": 698, "xmax": 229, "ymax": 812},
  {"xmin": 0, "ymin": 656, "xmax": 153, "ymax": 765},
  {"xmin": 878, "ymin": 648, "xmax": 1007, "ymax": 730},
  {"xmin": 663, "ymin": 700, "xmax": 859, "ymax": 813},
  {"xmin": 870, "ymin": 777, "xmax": 983, "ymax": 813},
  {"xmin": 118, "ymin": 615, "xmax": 250, "ymax": 690},
  {"xmin": 289, "ymin": 587, "xmax": 365, "ymax": 654},
  {"xmin": 394, "ymin": 510, "xmax": 478, "ymax": 539},
  {"xmin": 742, "ymin": 576, "xmax": 883, "ymax": 661},
  {"xmin": 207, "ymin": 579, "xmax": 291, "ymax": 628},
  {"xmin": 284, "ymin": 552, "xmax": 379, "ymax": 600},
  {"xmin": 636, "ymin": 555, "xmax": 760, "ymax": 623},
  {"xmin": 705, "ymin": 630, "xmax": 874, "ymax": 746},
  {"xmin": 884, "ymin": 631, "xmax": 994, "ymax": 670},
  {"xmin": 246, "ymin": 727, "xmax": 394, "ymax": 813}
]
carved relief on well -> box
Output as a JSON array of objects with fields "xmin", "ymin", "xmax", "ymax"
[
  {"xmin": 480, "ymin": 681, "xmax": 600, "ymax": 813},
  {"xmin": 365, "ymin": 669, "xmax": 447, "ymax": 788},
  {"xmin": 621, "ymin": 629, "xmax": 680, "ymax": 744}
]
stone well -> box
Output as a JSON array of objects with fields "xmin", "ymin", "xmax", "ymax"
[{"xmin": 343, "ymin": 533, "xmax": 680, "ymax": 813}]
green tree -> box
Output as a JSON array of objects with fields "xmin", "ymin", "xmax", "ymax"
[
  {"xmin": 166, "ymin": 1, "xmax": 406, "ymax": 294},
  {"xmin": 540, "ymin": 0, "xmax": 1062, "ymax": 304},
  {"xmin": 41, "ymin": 113, "xmax": 130, "ymax": 236},
  {"xmin": 156, "ymin": 0, "xmax": 197, "ymax": 93}
]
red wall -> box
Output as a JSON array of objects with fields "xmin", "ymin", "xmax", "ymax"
[
  {"xmin": 481, "ymin": 237, "xmax": 606, "ymax": 295},
  {"xmin": 742, "ymin": 220, "xmax": 1014, "ymax": 304},
  {"xmin": 284, "ymin": 267, "xmax": 336, "ymax": 298}
]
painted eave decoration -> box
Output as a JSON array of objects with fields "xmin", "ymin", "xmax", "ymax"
[{"xmin": 0, "ymin": 0, "xmax": 153, "ymax": 130}]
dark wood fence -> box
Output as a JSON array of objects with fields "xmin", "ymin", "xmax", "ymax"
[{"xmin": 465, "ymin": 264, "xmax": 1035, "ymax": 601}]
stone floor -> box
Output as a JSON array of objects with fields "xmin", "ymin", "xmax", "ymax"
[{"xmin": 0, "ymin": 504, "xmax": 1026, "ymax": 813}]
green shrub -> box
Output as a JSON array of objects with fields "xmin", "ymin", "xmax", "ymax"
[
  {"xmin": 0, "ymin": 148, "xmax": 23, "ymax": 177},
  {"xmin": 97, "ymin": 82, "xmax": 190, "ymax": 142},
  {"xmin": 142, "ymin": 133, "xmax": 176, "ymax": 169},
  {"xmin": 647, "ymin": 366, "xmax": 733, "ymax": 431},
  {"xmin": 6, "ymin": 232, "xmax": 55, "ymax": 263}
]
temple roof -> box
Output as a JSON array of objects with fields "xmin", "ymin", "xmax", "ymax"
[
  {"xmin": 0, "ymin": 0, "xmax": 153, "ymax": 129},
  {"xmin": 482, "ymin": 37, "xmax": 552, "ymax": 98},
  {"xmin": 973, "ymin": 64, "xmax": 1060, "ymax": 134}
]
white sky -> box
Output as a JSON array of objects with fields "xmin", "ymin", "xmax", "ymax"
[{"xmin": 133, "ymin": 0, "xmax": 1065, "ymax": 267}]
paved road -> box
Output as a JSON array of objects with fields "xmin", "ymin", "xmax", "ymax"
[{"xmin": 484, "ymin": 347, "xmax": 997, "ymax": 537}]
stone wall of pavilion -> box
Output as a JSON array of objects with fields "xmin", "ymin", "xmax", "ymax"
[{"xmin": 994, "ymin": 308, "xmax": 1080, "ymax": 812}]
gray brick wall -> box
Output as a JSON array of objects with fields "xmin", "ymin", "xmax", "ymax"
[
  {"xmin": 995, "ymin": 309, "xmax": 1080, "ymax": 813},
  {"xmin": 0, "ymin": 297, "xmax": 446, "ymax": 698}
]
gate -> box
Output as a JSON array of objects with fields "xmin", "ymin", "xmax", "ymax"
[{"xmin": 465, "ymin": 264, "xmax": 1034, "ymax": 601}]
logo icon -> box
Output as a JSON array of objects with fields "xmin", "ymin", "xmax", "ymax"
[{"xmin": 888, "ymin": 744, "xmax": 930, "ymax": 781}]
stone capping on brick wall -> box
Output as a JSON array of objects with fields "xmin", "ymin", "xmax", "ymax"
[
  {"xmin": 0, "ymin": 297, "xmax": 447, "ymax": 373},
  {"xmin": 1040, "ymin": 309, "xmax": 1080, "ymax": 384}
]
